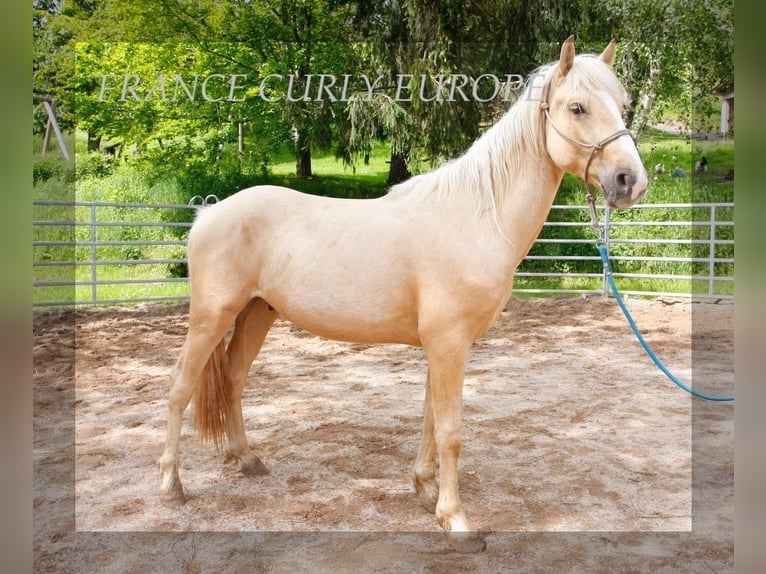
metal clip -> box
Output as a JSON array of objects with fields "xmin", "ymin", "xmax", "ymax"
[{"xmin": 585, "ymin": 190, "xmax": 604, "ymax": 242}]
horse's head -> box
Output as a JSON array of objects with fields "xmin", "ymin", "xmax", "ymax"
[{"xmin": 543, "ymin": 36, "xmax": 648, "ymax": 208}]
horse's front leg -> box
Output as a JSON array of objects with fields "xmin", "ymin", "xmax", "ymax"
[
  {"xmin": 425, "ymin": 343, "xmax": 486, "ymax": 553},
  {"xmin": 413, "ymin": 368, "xmax": 438, "ymax": 507}
]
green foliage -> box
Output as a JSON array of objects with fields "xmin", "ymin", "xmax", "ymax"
[
  {"xmin": 606, "ymin": 0, "xmax": 733, "ymax": 135},
  {"xmin": 75, "ymin": 152, "xmax": 116, "ymax": 180},
  {"xmin": 33, "ymin": 130, "xmax": 733, "ymax": 304},
  {"xmin": 34, "ymin": 0, "xmax": 733, "ymax": 182},
  {"xmin": 516, "ymin": 135, "xmax": 734, "ymax": 296},
  {"xmin": 32, "ymin": 0, "xmax": 735, "ymax": 304},
  {"xmin": 33, "ymin": 155, "xmax": 71, "ymax": 185},
  {"xmin": 166, "ymin": 252, "xmax": 188, "ymax": 279}
]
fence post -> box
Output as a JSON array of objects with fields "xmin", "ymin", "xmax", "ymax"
[
  {"xmin": 709, "ymin": 205, "xmax": 716, "ymax": 297},
  {"xmin": 90, "ymin": 203, "xmax": 98, "ymax": 303}
]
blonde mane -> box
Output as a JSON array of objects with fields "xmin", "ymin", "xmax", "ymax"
[{"xmin": 387, "ymin": 53, "xmax": 629, "ymax": 232}]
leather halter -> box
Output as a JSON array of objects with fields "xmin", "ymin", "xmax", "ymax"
[
  {"xmin": 540, "ymin": 102, "xmax": 634, "ymax": 236},
  {"xmin": 540, "ymin": 102, "xmax": 633, "ymax": 187}
]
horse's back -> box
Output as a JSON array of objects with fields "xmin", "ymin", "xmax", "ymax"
[{"xmin": 187, "ymin": 185, "xmax": 425, "ymax": 344}]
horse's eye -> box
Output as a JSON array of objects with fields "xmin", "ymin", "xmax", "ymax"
[{"xmin": 570, "ymin": 103, "xmax": 585, "ymax": 115}]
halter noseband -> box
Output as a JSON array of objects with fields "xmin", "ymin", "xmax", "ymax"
[{"xmin": 540, "ymin": 102, "xmax": 633, "ymax": 237}]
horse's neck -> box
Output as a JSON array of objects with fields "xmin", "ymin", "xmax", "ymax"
[
  {"xmin": 444, "ymin": 110, "xmax": 563, "ymax": 265},
  {"xmin": 448, "ymin": 126, "xmax": 564, "ymax": 265},
  {"xmin": 495, "ymin": 160, "xmax": 564, "ymax": 264},
  {"xmin": 390, "ymin": 110, "xmax": 563, "ymax": 265}
]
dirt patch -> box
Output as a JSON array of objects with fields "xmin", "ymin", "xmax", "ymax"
[{"xmin": 33, "ymin": 297, "xmax": 733, "ymax": 571}]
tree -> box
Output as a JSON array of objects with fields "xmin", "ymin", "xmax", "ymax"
[
  {"xmin": 33, "ymin": 0, "xmax": 99, "ymax": 134},
  {"xmin": 198, "ymin": 0, "xmax": 358, "ymax": 177},
  {"xmin": 604, "ymin": 0, "xmax": 734, "ymax": 135},
  {"xmin": 36, "ymin": 0, "xmax": 734, "ymax": 189},
  {"xmin": 341, "ymin": 0, "xmax": 608, "ymax": 183},
  {"xmin": 58, "ymin": 0, "xmax": 360, "ymax": 178}
]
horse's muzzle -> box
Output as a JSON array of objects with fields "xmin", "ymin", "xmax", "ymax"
[{"xmin": 603, "ymin": 167, "xmax": 648, "ymax": 208}]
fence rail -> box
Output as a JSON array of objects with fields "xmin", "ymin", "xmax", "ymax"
[{"xmin": 33, "ymin": 200, "xmax": 734, "ymax": 308}]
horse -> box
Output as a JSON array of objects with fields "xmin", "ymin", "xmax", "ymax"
[{"xmin": 158, "ymin": 36, "xmax": 648, "ymax": 552}]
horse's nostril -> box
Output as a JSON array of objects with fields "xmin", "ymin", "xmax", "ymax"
[{"xmin": 615, "ymin": 171, "xmax": 635, "ymax": 192}]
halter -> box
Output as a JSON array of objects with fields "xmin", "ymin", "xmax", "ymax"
[{"xmin": 540, "ymin": 102, "xmax": 633, "ymax": 239}]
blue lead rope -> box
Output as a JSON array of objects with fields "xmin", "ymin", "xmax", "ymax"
[{"xmin": 596, "ymin": 243, "xmax": 734, "ymax": 402}]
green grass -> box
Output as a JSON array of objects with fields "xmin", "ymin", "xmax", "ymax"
[
  {"xmin": 253, "ymin": 140, "xmax": 391, "ymax": 198},
  {"xmin": 270, "ymin": 140, "xmax": 391, "ymax": 178},
  {"xmin": 636, "ymin": 129, "xmax": 734, "ymax": 204}
]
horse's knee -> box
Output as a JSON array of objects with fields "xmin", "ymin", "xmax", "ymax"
[{"xmin": 434, "ymin": 428, "xmax": 462, "ymax": 465}]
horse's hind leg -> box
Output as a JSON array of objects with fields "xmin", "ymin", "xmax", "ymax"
[
  {"xmin": 224, "ymin": 298, "xmax": 278, "ymax": 475},
  {"xmin": 158, "ymin": 303, "xmax": 239, "ymax": 507}
]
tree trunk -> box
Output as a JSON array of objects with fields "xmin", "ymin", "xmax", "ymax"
[
  {"xmin": 87, "ymin": 132, "xmax": 101, "ymax": 152},
  {"xmin": 295, "ymin": 128, "xmax": 312, "ymax": 178},
  {"xmin": 387, "ymin": 150, "xmax": 410, "ymax": 185},
  {"xmin": 237, "ymin": 122, "xmax": 245, "ymax": 174},
  {"xmin": 630, "ymin": 57, "xmax": 663, "ymax": 136}
]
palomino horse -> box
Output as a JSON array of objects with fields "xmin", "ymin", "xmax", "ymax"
[{"xmin": 158, "ymin": 37, "xmax": 647, "ymax": 551}]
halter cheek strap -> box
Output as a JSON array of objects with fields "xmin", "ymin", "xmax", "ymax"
[
  {"xmin": 540, "ymin": 102, "xmax": 633, "ymax": 184},
  {"xmin": 540, "ymin": 102, "xmax": 633, "ymax": 237}
]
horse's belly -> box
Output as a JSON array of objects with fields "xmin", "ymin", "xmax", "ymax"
[
  {"xmin": 276, "ymin": 297, "xmax": 422, "ymax": 346},
  {"xmin": 251, "ymin": 211, "xmax": 421, "ymax": 344}
]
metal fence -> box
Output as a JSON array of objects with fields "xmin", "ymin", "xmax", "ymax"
[
  {"xmin": 32, "ymin": 200, "xmax": 734, "ymax": 308},
  {"xmin": 33, "ymin": 200, "xmax": 195, "ymax": 307},
  {"xmin": 515, "ymin": 202, "xmax": 734, "ymax": 298}
]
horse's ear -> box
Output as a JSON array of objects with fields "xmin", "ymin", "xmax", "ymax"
[
  {"xmin": 599, "ymin": 40, "xmax": 617, "ymax": 67},
  {"xmin": 559, "ymin": 35, "xmax": 575, "ymax": 77}
]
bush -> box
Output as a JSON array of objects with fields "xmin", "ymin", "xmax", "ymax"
[
  {"xmin": 33, "ymin": 156, "xmax": 63, "ymax": 184},
  {"xmin": 75, "ymin": 152, "xmax": 116, "ymax": 180},
  {"xmin": 166, "ymin": 249, "xmax": 189, "ymax": 278}
]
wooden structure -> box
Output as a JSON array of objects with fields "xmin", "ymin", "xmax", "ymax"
[{"xmin": 34, "ymin": 94, "xmax": 71, "ymax": 161}]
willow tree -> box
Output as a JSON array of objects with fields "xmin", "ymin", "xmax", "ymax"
[{"xmin": 341, "ymin": 0, "xmax": 611, "ymax": 184}]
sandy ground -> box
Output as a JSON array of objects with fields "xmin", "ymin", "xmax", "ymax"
[{"xmin": 33, "ymin": 297, "xmax": 734, "ymax": 572}]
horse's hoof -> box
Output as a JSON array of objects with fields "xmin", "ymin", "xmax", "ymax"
[
  {"xmin": 240, "ymin": 457, "xmax": 270, "ymax": 476},
  {"xmin": 159, "ymin": 488, "xmax": 186, "ymax": 508},
  {"xmin": 447, "ymin": 530, "xmax": 487, "ymax": 554}
]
